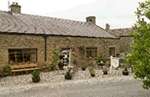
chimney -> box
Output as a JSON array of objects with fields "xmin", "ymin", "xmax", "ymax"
[
  {"xmin": 10, "ymin": 2, "xmax": 21, "ymax": 14},
  {"xmin": 86, "ymin": 16, "xmax": 96, "ymax": 24}
]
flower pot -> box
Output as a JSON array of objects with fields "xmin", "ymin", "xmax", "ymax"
[
  {"xmin": 3, "ymin": 73, "xmax": 8, "ymax": 77},
  {"xmin": 65, "ymin": 75, "xmax": 72, "ymax": 80},
  {"xmin": 44, "ymin": 69, "xmax": 49, "ymax": 72},
  {"xmin": 103, "ymin": 72, "xmax": 107, "ymax": 75},
  {"xmin": 82, "ymin": 67, "xmax": 86, "ymax": 71},
  {"xmin": 122, "ymin": 71, "xmax": 129, "ymax": 75},
  {"xmin": 32, "ymin": 77, "xmax": 40, "ymax": 83},
  {"xmin": 91, "ymin": 73, "xmax": 95, "ymax": 77}
]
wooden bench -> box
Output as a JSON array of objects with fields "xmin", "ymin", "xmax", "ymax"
[{"xmin": 10, "ymin": 64, "xmax": 40, "ymax": 75}]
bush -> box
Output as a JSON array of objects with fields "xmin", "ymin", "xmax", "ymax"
[
  {"xmin": 58, "ymin": 62, "xmax": 64, "ymax": 70},
  {"xmin": 79, "ymin": 45, "xmax": 85, "ymax": 51},
  {"xmin": 32, "ymin": 71, "xmax": 40, "ymax": 78},
  {"xmin": 96, "ymin": 55, "xmax": 106, "ymax": 64},
  {"xmin": 73, "ymin": 60, "xmax": 78, "ymax": 65},
  {"xmin": 103, "ymin": 68, "xmax": 108, "ymax": 73},
  {"xmin": 3, "ymin": 66, "xmax": 9, "ymax": 73},
  {"xmin": 65, "ymin": 70, "xmax": 72, "ymax": 79},
  {"xmin": 88, "ymin": 67, "xmax": 95, "ymax": 74},
  {"xmin": 50, "ymin": 63, "xmax": 56, "ymax": 71}
]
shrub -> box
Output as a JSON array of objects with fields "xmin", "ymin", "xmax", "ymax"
[
  {"xmin": 50, "ymin": 63, "xmax": 56, "ymax": 71},
  {"xmin": 32, "ymin": 71, "xmax": 40, "ymax": 78},
  {"xmin": 65, "ymin": 70, "xmax": 72, "ymax": 79},
  {"xmin": 66, "ymin": 71, "xmax": 71, "ymax": 76},
  {"xmin": 103, "ymin": 68, "xmax": 108, "ymax": 73},
  {"xmin": 79, "ymin": 45, "xmax": 85, "ymax": 51},
  {"xmin": 88, "ymin": 67, "xmax": 95, "ymax": 74},
  {"xmin": 58, "ymin": 62, "xmax": 64, "ymax": 70},
  {"xmin": 73, "ymin": 60, "xmax": 78, "ymax": 65},
  {"xmin": 96, "ymin": 55, "xmax": 106, "ymax": 64},
  {"xmin": 3, "ymin": 66, "xmax": 9, "ymax": 73}
]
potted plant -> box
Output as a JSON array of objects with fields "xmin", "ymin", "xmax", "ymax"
[
  {"xmin": 32, "ymin": 71, "xmax": 40, "ymax": 83},
  {"xmin": 122, "ymin": 68, "xmax": 129, "ymax": 75},
  {"xmin": 65, "ymin": 70, "xmax": 72, "ymax": 80},
  {"xmin": 89, "ymin": 67, "xmax": 95, "ymax": 77},
  {"xmin": 103, "ymin": 68, "xmax": 108, "ymax": 75},
  {"xmin": 58, "ymin": 62, "xmax": 64, "ymax": 70},
  {"xmin": 3, "ymin": 66, "xmax": 9, "ymax": 77},
  {"xmin": 43, "ymin": 63, "xmax": 49, "ymax": 72}
]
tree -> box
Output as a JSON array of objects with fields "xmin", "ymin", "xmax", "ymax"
[
  {"xmin": 105, "ymin": 23, "xmax": 110, "ymax": 31},
  {"xmin": 126, "ymin": 0, "xmax": 150, "ymax": 89}
]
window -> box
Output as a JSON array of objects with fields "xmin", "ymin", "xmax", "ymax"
[
  {"xmin": 9, "ymin": 48, "xmax": 37, "ymax": 64},
  {"xmin": 86, "ymin": 47, "xmax": 97, "ymax": 58},
  {"xmin": 109, "ymin": 47, "xmax": 115, "ymax": 56}
]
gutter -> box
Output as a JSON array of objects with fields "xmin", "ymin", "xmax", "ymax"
[{"xmin": 44, "ymin": 34, "xmax": 47, "ymax": 61}]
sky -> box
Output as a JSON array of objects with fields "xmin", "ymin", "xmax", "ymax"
[{"xmin": 0, "ymin": 0, "xmax": 145, "ymax": 29}]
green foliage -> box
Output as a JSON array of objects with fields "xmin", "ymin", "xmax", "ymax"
[
  {"xmin": 73, "ymin": 60, "xmax": 78, "ymax": 65},
  {"xmin": 79, "ymin": 45, "xmax": 85, "ymax": 51},
  {"xmin": 3, "ymin": 66, "xmax": 9, "ymax": 73},
  {"xmin": 66, "ymin": 70, "xmax": 71, "ymax": 76},
  {"xmin": 58, "ymin": 62, "xmax": 63, "ymax": 69},
  {"xmin": 51, "ymin": 50, "xmax": 59, "ymax": 71},
  {"xmin": 53, "ymin": 50, "xmax": 59, "ymax": 64},
  {"xmin": 32, "ymin": 71, "xmax": 40, "ymax": 78},
  {"xmin": 88, "ymin": 67, "xmax": 95, "ymax": 74},
  {"xmin": 50, "ymin": 63, "xmax": 56, "ymax": 70},
  {"xmin": 105, "ymin": 23, "xmax": 110, "ymax": 31},
  {"xmin": 103, "ymin": 68, "xmax": 108, "ymax": 73},
  {"xmin": 96, "ymin": 55, "xmax": 106, "ymax": 64},
  {"xmin": 126, "ymin": 0, "xmax": 150, "ymax": 89}
]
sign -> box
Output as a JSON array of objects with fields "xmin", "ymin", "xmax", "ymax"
[{"xmin": 111, "ymin": 57, "xmax": 119, "ymax": 68}]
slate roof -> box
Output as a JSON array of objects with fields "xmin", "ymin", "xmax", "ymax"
[
  {"xmin": 110, "ymin": 28, "xmax": 136, "ymax": 37},
  {"xmin": 0, "ymin": 11, "xmax": 117, "ymax": 38}
]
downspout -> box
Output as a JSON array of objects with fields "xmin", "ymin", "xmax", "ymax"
[{"xmin": 44, "ymin": 34, "xmax": 47, "ymax": 61}]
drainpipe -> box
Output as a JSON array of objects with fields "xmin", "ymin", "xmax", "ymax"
[{"xmin": 44, "ymin": 35, "xmax": 47, "ymax": 61}]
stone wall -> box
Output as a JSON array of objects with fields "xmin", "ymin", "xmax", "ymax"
[
  {"xmin": 0, "ymin": 34, "xmax": 120, "ymax": 70},
  {"xmin": 120, "ymin": 36, "xmax": 133, "ymax": 53},
  {"xmin": 0, "ymin": 34, "xmax": 45, "ymax": 70},
  {"xmin": 47, "ymin": 36, "xmax": 120, "ymax": 67}
]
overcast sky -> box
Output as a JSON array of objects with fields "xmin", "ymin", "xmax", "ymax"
[{"xmin": 0, "ymin": 0, "xmax": 145, "ymax": 29}]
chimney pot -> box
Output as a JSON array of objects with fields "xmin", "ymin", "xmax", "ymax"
[
  {"xmin": 10, "ymin": 2, "xmax": 21, "ymax": 14},
  {"xmin": 86, "ymin": 16, "xmax": 96, "ymax": 24}
]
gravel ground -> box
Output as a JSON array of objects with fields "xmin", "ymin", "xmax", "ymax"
[{"xmin": 0, "ymin": 68, "xmax": 133, "ymax": 93}]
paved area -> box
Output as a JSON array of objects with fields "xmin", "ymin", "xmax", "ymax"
[
  {"xmin": 0, "ymin": 76, "xmax": 150, "ymax": 97},
  {"xmin": 0, "ymin": 68, "xmax": 126, "ymax": 88}
]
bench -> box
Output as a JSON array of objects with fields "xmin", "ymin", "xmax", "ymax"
[{"xmin": 10, "ymin": 64, "xmax": 40, "ymax": 75}]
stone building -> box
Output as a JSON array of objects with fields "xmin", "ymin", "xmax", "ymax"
[
  {"xmin": 0, "ymin": 2, "xmax": 120, "ymax": 70},
  {"xmin": 110, "ymin": 28, "xmax": 136, "ymax": 59}
]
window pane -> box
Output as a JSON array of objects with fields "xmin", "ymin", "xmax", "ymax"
[
  {"xmin": 86, "ymin": 48, "xmax": 97, "ymax": 58},
  {"xmin": 9, "ymin": 54, "xmax": 15, "ymax": 63},
  {"xmin": 24, "ymin": 53, "xmax": 30, "ymax": 62},
  {"xmin": 17, "ymin": 53, "xmax": 23, "ymax": 63},
  {"xmin": 109, "ymin": 47, "xmax": 115, "ymax": 56},
  {"xmin": 31, "ymin": 53, "xmax": 36, "ymax": 62},
  {"xmin": 9, "ymin": 49, "xmax": 16, "ymax": 52}
]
